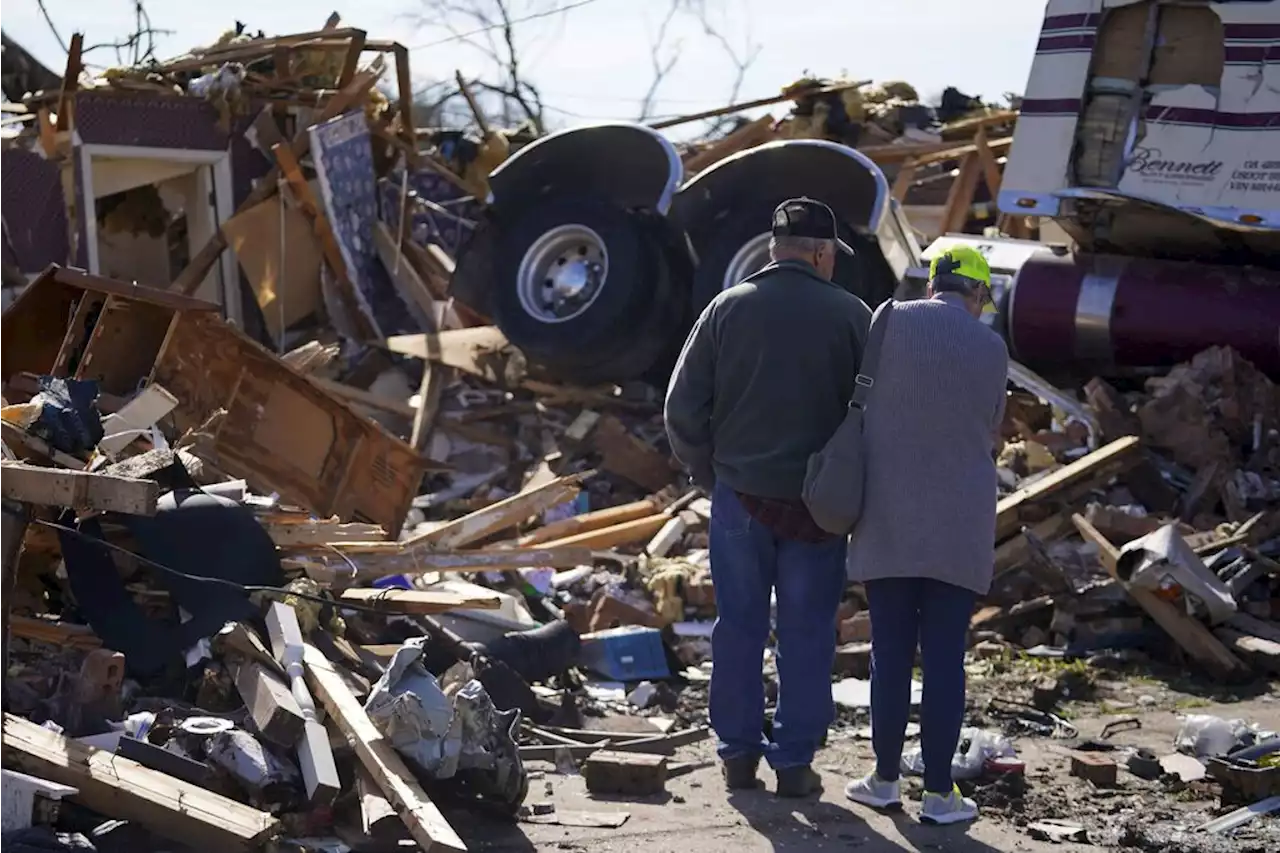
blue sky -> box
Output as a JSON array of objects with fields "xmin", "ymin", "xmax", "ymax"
[{"xmin": 5, "ymin": 1, "xmax": 1048, "ymax": 128}]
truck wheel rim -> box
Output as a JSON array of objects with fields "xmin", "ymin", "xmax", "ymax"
[
  {"xmin": 723, "ymin": 232, "xmax": 772, "ymax": 291},
  {"xmin": 516, "ymin": 224, "xmax": 609, "ymax": 323}
]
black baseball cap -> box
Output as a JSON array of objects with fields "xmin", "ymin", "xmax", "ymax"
[{"xmin": 771, "ymin": 197, "xmax": 855, "ymax": 255}]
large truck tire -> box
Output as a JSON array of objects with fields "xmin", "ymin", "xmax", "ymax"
[
  {"xmin": 689, "ymin": 207, "xmax": 880, "ymax": 315},
  {"xmin": 493, "ymin": 197, "xmax": 681, "ymax": 383}
]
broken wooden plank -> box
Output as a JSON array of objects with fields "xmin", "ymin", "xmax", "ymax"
[
  {"xmin": 1072, "ymin": 514, "xmax": 1248, "ymax": 680},
  {"xmin": 273, "ymin": 141, "xmax": 377, "ymax": 341},
  {"xmin": 234, "ymin": 662, "xmax": 306, "ymax": 748},
  {"xmin": 540, "ymin": 514, "xmax": 672, "ymax": 551},
  {"xmin": 292, "ymin": 545, "xmax": 593, "ymax": 585},
  {"xmin": 0, "ymin": 462, "xmax": 158, "ymax": 515},
  {"xmin": 2, "ymin": 713, "xmax": 279, "ymax": 850},
  {"xmin": 401, "ymin": 472, "xmax": 587, "ymax": 549},
  {"xmin": 302, "ymin": 644, "xmax": 466, "ymax": 852},
  {"xmin": 1213, "ymin": 628, "xmax": 1280, "ymax": 675},
  {"xmin": 997, "ymin": 437, "xmax": 1143, "ymax": 540},
  {"xmin": 339, "ymin": 587, "xmax": 501, "ymax": 614},
  {"xmin": 258, "ymin": 515, "xmax": 388, "ymax": 548},
  {"xmin": 516, "ymin": 499, "xmax": 659, "ymax": 546},
  {"xmin": 387, "ymin": 326, "xmax": 524, "ymax": 385},
  {"xmin": 645, "ymin": 510, "xmax": 698, "ymax": 558},
  {"xmin": 591, "ymin": 415, "xmax": 674, "ymax": 492},
  {"xmin": 8, "ymin": 615, "xmax": 101, "ymax": 649},
  {"xmin": 357, "ymin": 764, "xmax": 405, "ymax": 840},
  {"xmin": 1226, "ymin": 613, "xmax": 1280, "ymax": 645},
  {"xmin": 993, "ymin": 513, "xmax": 1074, "ymax": 576}
]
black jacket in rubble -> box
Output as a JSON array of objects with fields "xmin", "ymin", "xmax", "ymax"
[{"xmin": 664, "ymin": 259, "xmax": 872, "ymax": 500}]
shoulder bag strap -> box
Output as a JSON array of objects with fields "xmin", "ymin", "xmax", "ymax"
[{"xmin": 850, "ymin": 299, "xmax": 894, "ymax": 410}]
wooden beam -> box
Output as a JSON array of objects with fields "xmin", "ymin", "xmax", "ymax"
[
  {"xmin": 234, "ymin": 661, "xmax": 306, "ymax": 748},
  {"xmin": 0, "ymin": 462, "xmax": 158, "ymax": 515},
  {"xmin": 55, "ymin": 34, "xmax": 83, "ymax": 132},
  {"xmin": 272, "ymin": 141, "xmax": 377, "ymax": 340},
  {"xmin": 540, "ymin": 513, "xmax": 672, "ymax": 551},
  {"xmin": 939, "ymin": 151, "xmax": 981, "ymax": 235},
  {"xmin": 289, "ymin": 545, "xmax": 594, "ymax": 585},
  {"xmin": 393, "ymin": 45, "xmax": 418, "ymax": 158},
  {"xmin": 973, "ymin": 126, "xmax": 1004, "ymax": 198},
  {"xmin": 515, "ymin": 499, "xmax": 659, "ymax": 546},
  {"xmin": 302, "ymin": 645, "xmax": 466, "ymax": 852},
  {"xmin": 1072, "ymin": 515, "xmax": 1248, "ymax": 680},
  {"xmin": 2, "ymin": 713, "xmax": 279, "ymax": 850},
  {"xmin": 891, "ymin": 158, "xmax": 917, "ymax": 203},
  {"xmin": 9, "ymin": 616, "xmax": 101, "ymax": 650},
  {"xmin": 996, "ymin": 437, "xmax": 1142, "ymax": 540},
  {"xmin": 336, "ymin": 31, "xmax": 368, "ymax": 89},
  {"xmin": 357, "ymin": 765, "xmax": 405, "ymax": 840},
  {"xmin": 339, "ymin": 587, "xmax": 501, "ymax": 614},
  {"xmin": 683, "ymin": 115, "xmax": 775, "ymax": 174},
  {"xmin": 258, "ymin": 515, "xmax": 387, "ymax": 548},
  {"xmin": 645, "ymin": 511, "xmax": 698, "ymax": 558},
  {"xmin": 401, "ymin": 473, "xmax": 587, "ymax": 549},
  {"xmin": 993, "ymin": 513, "xmax": 1075, "ymax": 576},
  {"xmin": 592, "ymin": 414, "xmax": 675, "ymax": 492}
]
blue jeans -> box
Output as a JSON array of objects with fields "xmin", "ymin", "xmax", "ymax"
[
  {"xmin": 708, "ymin": 483, "xmax": 848, "ymax": 769},
  {"xmin": 865, "ymin": 577, "xmax": 976, "ymax": 794}
]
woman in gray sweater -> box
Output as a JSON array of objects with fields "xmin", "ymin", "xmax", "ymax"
[{"xmin": 843, "ymin": 246, "xmax": 1008, "ymax": 824}]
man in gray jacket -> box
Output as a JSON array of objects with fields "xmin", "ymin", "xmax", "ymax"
[{"xmin": 665, "ymin": 198, "xmax": 871, "ymax": 797}]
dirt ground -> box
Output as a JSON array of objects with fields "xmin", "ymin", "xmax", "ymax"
[{"xmin": 455, "ymin": 692, "xmax": 1280, "ymax": 853}]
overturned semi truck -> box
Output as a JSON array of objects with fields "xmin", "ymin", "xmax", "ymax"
[
  {"xmin": 449, "ymin": 123, "xmax": 922, "ymax": 383},
  {"xmin": 992, "ymin": 0, "xmax": 1280, "ymax": 378}
]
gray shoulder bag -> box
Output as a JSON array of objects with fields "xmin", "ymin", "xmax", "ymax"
[{"xmin": 802, "ymin": 300, "xmax": 894, "ymax": 535}]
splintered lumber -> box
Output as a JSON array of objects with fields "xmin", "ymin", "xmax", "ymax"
[
  {"xmin": 9, "ymin": 615, "xmax": 101, "ymax": 649},
  {"xmin": 994, "ymin": 513, "xmax": 1075, "ymax": 576},
  {"xmin": 541, "ymin": 513, "xmax": 672, "ymax": 551},
  {"xmin": 339, "ymin": 587, "xmax": 501, "ymax": 614},
  {"xmin": 516, "ymin": 499, "xmax": 659, "ymax": 546},
  {"xmin": 401, "ymin": 472, "xmax": 587, "ymax": 549},
  {"xmin": 171, "ymin": 57, "xmax": 386, "ymax": 297},
  {"xmin": 387, "ymin": 326, "xmax": 523, "ymax": 385},
  {"xmin": 0, "ymin": 462, "xmax": 158, "ymax": 515},
  {"xmin": 1072, "ymin": 515, "xmax": 1248, "ymax": 680},
  {"xmin": 592, "ymin": 415, "xmax": 675, "ymax": 492},
  {"xmin": 997, "ymin": 437, "xmax": 1143, "ymax": 540},
  {"xmin": 357, "ymin": 765, "xmax": 405, "ymax": 840},
  {"xmin": 1213, "ymin": 628, "xmax": 1280, "ymax": 675},
  {"xmin": 234, "ymin": 661, "xmax": 306, "ymax": 747},
  {"xmin": 289, "ymin": 545, "xmax": 594, "ymax": 585},
  {"xmin": 646, "ymin": 511, "xmax": 698, "ymax": 558},
  {"xmin": 259, "ymin": 515, "xmax": 388, "ymax": 548},
  {"xmin": 2, "ymin": 713, "xmax": 279, "ymax": 849},
  {"xmin": 302, "ymin": 644, "xmax": 466, "ymax": 853}
]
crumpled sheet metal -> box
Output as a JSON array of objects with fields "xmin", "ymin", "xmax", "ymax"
[
  {"xmin": 362, "ymin": 637, "xmax": 460, "ymax": 775},
  {"xmin": 1116, "ymin": 523, "xmax": 1238, "ymax": 624}
]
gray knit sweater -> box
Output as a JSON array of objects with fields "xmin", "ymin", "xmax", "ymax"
[{"xmin": 846, "ymin": 296, "xmax": 1009, "ymax": 595}]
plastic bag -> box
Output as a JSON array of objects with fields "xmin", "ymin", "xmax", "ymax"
[
  {"xmin": 901, "ymin": 727, "xmax": 1014, "ymax": 781},
  {"xmin": 1175, "ymin": 715, "xmax": 1275, "ymax": 758}
]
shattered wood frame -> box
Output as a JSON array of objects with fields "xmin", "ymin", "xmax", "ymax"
[
  {"xmin": 0, "ymin": 266, "xmax": 431, "ymax": 535},
  {"xmin": 165, "ymin": 31, "xmax": 419, "ymax": 306},
  {"xmin": 75, "ymin": 141, "xmax": 241, "ymax": 326}
]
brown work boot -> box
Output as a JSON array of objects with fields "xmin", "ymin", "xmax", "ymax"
[
  {"xmin": 775, "ymin": 765, "xmax": 823, "ymax": 798},
  {"xmin": 722, "ymin": 756, "xmax": 760, "ymax": 790}
]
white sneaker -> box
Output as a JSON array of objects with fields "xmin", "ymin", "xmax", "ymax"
[
  {"xmin": 920, "ymin": 785, "xmax": 979, "ymax": 825},
  {"xmin": 844, "ymin": 772, "xmax": 902, "ymax": 810}
]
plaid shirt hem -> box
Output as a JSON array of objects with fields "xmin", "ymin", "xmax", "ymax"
[{"xmin": 735, "ymin": 491, "xmax": 838, "ymax": 544}]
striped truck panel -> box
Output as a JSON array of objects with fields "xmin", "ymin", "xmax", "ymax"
[{"xmin": 1001, "ymin": 0, "xmax": 1280, "ymax": 228}]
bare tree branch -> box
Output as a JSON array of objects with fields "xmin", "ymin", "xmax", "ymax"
[
  {"xmin": 35, "ymin": 0, "xmax": 69, "ymax": 54},
  {"xmin": 637, "ymin": 0, "xmax": 683, "ymax": 121},
  {"xmin": 692, "ymin": 1, "xmax": 762, "ymax": 134}
]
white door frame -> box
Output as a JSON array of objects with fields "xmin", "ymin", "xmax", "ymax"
[{"xmin": 77, "ymin": 141, "xmax": 242, "ymax": 326}]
